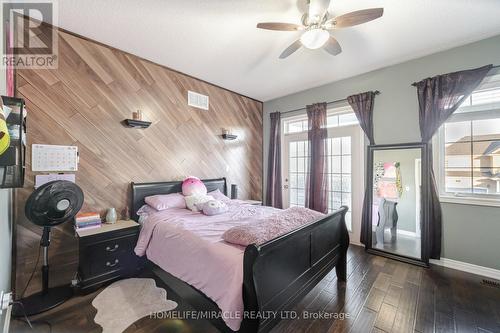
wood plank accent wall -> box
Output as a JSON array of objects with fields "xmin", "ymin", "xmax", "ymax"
[{"xmin": 14, "ymin": 21, "xmax": 262, "ymax": 295}]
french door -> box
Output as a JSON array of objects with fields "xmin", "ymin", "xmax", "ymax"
[{"xmin": 282, "ymin": 125, "xmax": 364, "ymax": 244}]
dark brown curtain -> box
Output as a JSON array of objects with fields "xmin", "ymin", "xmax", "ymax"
[
  {"xmin": 305, "ymin": 103, "xmax": 328, "ymax": 213},
  {"xmin": 348, "ymin": 91, "xmax": 376, "ymax": 145},
  {"xmin": 265, "ymin": 112, "xmax": 283, "ymax": 208},
  {"xmin": 347, "ymin": 91, "xmax": 377, "ymax": 245},
  {"xmin": 414, "ymin": 64, "xmax": 492, "ymax": 260}
]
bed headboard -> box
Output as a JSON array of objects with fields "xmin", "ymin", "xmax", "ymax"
[{"xmin": 130, "ymin": 178, "xmax": 227, "ymax": 221}]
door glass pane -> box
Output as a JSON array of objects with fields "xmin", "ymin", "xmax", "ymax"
[
  {"xmin": 287, "ymin": 140, "xmax": 309, "ymax": 209},
  {"xmin": 289, "ymin": 157, "xmax": 297, "ymax": 172},
  {"xmin": 290, "ymin": 141, "xmax": 297, "ymax": 156},
  {"xmin": 331, "ymin": 156, "xmax": 341, "ymax": 173},
  {"xmin": 297, "ymin": 157, "xmax": 305, "ymax": 172},
  {"xmin": 297, "ymin": 141, "xmax": 305, "ymax": 156},
  {"xmin": 342, "ymin": 137, "xmax": 351, "ymax": 155},
  {"xmin": 289, "ymin": 174, "xmax": 297, "ymax": 188},
  {"xmin": 326, "ymin": 136, "xmax": 352, "ymax": 232}
]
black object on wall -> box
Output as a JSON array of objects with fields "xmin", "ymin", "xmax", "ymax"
[
  {"xmin": 0, "ymin": 96, "xmax": 26, "ymax": 188},
  {"xmin": 231, "ymin": 184, "xmax": 238, "ymax": 199},
  {"xmin": 123, "ymin": 119, "xmax": 152, "ymax": 128},
  {"xmin": 222, "ymin": 133, "xmax": 237, "ymax": 140}
]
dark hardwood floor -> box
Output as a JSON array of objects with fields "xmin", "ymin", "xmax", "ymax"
[{"xmin": 10, "ymin": 245, "xmax": 500, "ymax": 333}]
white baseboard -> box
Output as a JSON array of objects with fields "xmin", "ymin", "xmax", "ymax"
[
  {"xmin": 397, "ymin": 229, "xmax": 419, "ymax": 237},
  {"xmin": 430, "ymin": 257, "xmax": 500, "ymax": 281}
]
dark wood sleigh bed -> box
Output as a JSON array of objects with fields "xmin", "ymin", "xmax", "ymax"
[{"xmin": 131, "ymin": 178, "xmax": 349, "ymax": 333}]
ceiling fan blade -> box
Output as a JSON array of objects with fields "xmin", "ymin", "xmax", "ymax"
[
  {"xmin": 256, "ymin": 22, "xmax": 303, "ymax": 31},
  {"xmin": 324, "ymin": 36, "xmax": 342, "ymax": 56},
  {"xmin": 308, "ymin": 0, "xmax": 331, "ymax": 20},
  {"xmin": 279, "ymin": 40, "xmax": 302, "ymax": 59},
  {"xmin": 331, "ymin": 8, "xmax": 384, "ymax": 28}
]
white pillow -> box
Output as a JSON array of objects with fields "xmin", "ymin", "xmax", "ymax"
[{"xmin": 185, "ymin": 194, "xmax": 214, "ymax": 212}]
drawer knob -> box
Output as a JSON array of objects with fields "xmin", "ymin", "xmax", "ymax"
[
  {"xmin": 106, "ymin": 259, "xmax": 119, "ymax": 267},
  {"xmin": 106, "ymin": 244, "xmax": 119, "ymax": 252}
]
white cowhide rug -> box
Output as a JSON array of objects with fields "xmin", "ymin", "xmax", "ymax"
[{"xmin": 92, "ymin": 278, "xmax": 178, "ymax": 333}]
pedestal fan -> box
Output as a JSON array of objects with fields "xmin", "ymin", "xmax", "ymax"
[{"xmin": 13, "ymin": 180, "xmax": 84, "ymax": 316}]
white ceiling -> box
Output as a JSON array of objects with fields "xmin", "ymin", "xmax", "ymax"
[{"xmin": 50, "ymin": 0, "xmax": 500, "ymax": 101}]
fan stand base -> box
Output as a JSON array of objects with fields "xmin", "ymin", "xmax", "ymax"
[{"xmin": 12, "ymin": 285, "xmax": 74, "ymax": 317}]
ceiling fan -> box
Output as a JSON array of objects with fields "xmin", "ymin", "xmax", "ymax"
[{"xmin": 257, "ymin": 0, "xmax": 384, "ymax": 59}]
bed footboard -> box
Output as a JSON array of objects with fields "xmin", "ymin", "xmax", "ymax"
[{"xmin": 240, "ymin": 206, "xmax": 349, "ymax": 333}]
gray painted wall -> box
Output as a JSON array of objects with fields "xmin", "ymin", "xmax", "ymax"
[{"xmin": 264, "ymin": 35, "xmax": 500, "ymax": 270}]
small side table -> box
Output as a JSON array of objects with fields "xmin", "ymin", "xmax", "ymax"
[{"xmin": 76, "ymin": 220, "xmax": 143, "ymax": 293}]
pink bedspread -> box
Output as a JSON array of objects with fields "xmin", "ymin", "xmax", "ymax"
[
  {"xmin": 134, "ymin": 201, "xmax": 280, "ymax": 331},
  {"xmin": 223, "ymin": 206, "xmax": 325, "ymax": 246}
]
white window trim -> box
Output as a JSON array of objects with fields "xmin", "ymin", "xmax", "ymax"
[
  {"xmin": 282, "ymin": 101, "xmax": 356, "ymax": 136},
  {"xmin": 434, "ymin": 114, "xmax": 500, "ymax": 208}
]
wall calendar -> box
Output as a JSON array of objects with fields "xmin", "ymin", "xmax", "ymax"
[{"xmin": 32, "ymin": 144, "xmax": 79, "ymax": 172}]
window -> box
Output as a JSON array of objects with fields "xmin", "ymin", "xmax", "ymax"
[
  {"xmin": 284, "ymin": 104, "xmax": 358, "ymax": 134},
  {"xmin": 283, "ymin": 102, "xmax": 361, "ymax": 232},
  {"xmin": 437, "ymin": 68, "xmax": 500, "ymax": 205}
]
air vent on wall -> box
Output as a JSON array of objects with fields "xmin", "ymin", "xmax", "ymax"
[
  {"xmin": 188, "ymin": 91, "xmax": 209, "ymax": 110},
  {"xmin": 481, "ymin": 279, "xmax": 500, "ymax": 288}
]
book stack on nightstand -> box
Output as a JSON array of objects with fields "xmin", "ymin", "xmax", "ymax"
[
  {"xmin": 76, "ymin": 220, "xmax": 144, "ymax": 292},
  {"xmin": 74, "ymin": 212, "xmax": 102, "ymax": 230}
]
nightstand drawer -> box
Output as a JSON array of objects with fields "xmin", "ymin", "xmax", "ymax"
[
  {"xmin": 89, "ymin": 251, "xmax": 136, "ymax": 276},
  {"xmin": 86, "ymin": 235, "xmax": 135, "ymax": 257}
]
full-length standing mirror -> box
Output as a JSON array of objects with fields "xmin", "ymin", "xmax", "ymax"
[{"xmin": 366, "ymin": 143, "xmax": 429, "ymax": 266}]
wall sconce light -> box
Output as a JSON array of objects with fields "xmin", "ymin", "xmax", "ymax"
[
  {"xmin": 123, "ymin": 109, "xmax": 151, "ymax": 128},
  {"xmin": 221, "ymin": 128, "xmax": 237, "ymax": 140}
]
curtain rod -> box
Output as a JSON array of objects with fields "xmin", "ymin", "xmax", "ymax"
[
  {"xmin": 411, "ymin": 64, "xmax": 500, "ymax": 87},
  {"xmin": 278, "ymin": 90, "xmax": 380, "ymax": 115}
]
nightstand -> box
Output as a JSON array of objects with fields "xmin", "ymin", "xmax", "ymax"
[{"xmin": 76, "ymin": 220, "xmax": 144, "ymax": 293}]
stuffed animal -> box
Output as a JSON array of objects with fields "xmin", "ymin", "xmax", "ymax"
[
  {"xmin": 182, "ymin": 176, "xmax": 207, "ymax": 196},
  {"xmin": 198, "ymin": 200, "xmax": 229, "ymax": 216},
  {"xmin": 0, "ymin": 101, "xmax": 10, "ymax": 156},
  {"xmin": 182, "ymin": 176, "xmax": 213, "ymax": 212}
]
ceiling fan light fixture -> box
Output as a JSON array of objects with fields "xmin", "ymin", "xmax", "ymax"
[{"xmin": 300, "ymin": 28, "xmax": 329, "ymax": 49}]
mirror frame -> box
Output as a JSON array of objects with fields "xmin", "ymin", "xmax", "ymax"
[{"xmin": 366, "ymin": 142, "xmax": 430, "ymax": 267}]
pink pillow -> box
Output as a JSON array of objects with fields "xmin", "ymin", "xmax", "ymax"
[
  {"xmin": 145, "ymin": 193, "xmax": 186, "ymax": 210},
  {"xmin": 208, "ymin": 189, "xmax": 230, "ymax": 202}
]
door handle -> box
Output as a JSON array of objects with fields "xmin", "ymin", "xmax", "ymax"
[{"xmin": 284, "ymin": 185, "xmax": 289, "ymax": 189}]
